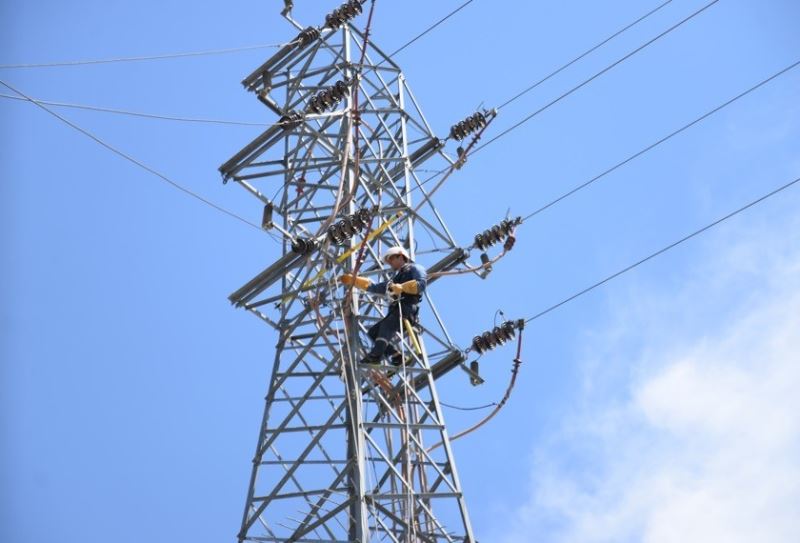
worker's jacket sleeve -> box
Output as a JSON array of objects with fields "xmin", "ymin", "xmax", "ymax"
[
  {"xmin": 407, "ymin": 264, "xmax": 427, "ymax": 295},
  {"xmin": 366, "ymin": 280, "xmax": 390, "ymax": 295},
  {"xmin": 366, "ymin": 263, "xmax": 427, "ymax": 300}
]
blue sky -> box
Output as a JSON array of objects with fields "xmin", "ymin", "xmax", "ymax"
[{"xmin": 2, "ymin": 1, "xmax": 799, "ymax": 542}]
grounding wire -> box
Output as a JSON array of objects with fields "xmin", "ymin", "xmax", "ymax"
[
  {"xmin": 524, "ymin": 174, "xmax": 800, "ymax": 325},
  {"xmin": 0, "ymin": 78, "xmax": 263, "ymax": 232}
]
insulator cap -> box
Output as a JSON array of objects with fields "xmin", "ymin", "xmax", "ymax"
[
  {"xmin": 325, "ymin": 0, "xmax": 364, "ymax": 29},
  {"xmin": 471, "ymin": 335, "xmax": 486, "ymax": 354},
  {"xmin": 306, "ymin": 78, "xmax": 352, "ymax": 114},
  {"xmin": 449, "ymin": 111, "xmax": 488, "ymax": 141},
  {"xmin": 278, "ymin": 111, "xmax": 303, "ymax": 130},
  {"xmin": 326, "ymin": 208, "xmax": 372, "ymax": 245},
  {"xmin": 481, "ymin": 331, "xmax": 497, "ymax": 349},
  {"xmin": 297, "ymin": 27, "xmax": 321, "ymax": 47},
  {"xmin": 291, "ymin": 237, "xmax": 317, "ymax": 255},
  {"xmin": 470, "ymin": 319, "xmax": 523, "ymax": 354},
  {"xmin": 473, "ymin": 215, "xmax": 523, "ymax": 250},
  {"xmin": 492, "ymin": 326, "xmax": 509, "ymax": 344}
]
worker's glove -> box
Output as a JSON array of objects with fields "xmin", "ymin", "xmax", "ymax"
[
  {"xmin": 388, "ymin": 280, "xmax": 419, "ymax": 297},
  {"xmin": 340, "ymin": 274, "xmax": 371, "ymax": 290},
  {"xmin": 399, "ymin": 280, "xmax": 420, "ymax": 295},
  {"xmin": 388, "ymin": 283, "xmax": 403, "ymax": 297}
]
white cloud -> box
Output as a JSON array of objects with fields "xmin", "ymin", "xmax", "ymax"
[{"xmin": 498, "ymin": 217, "xmax": 800, "ymax": 542}]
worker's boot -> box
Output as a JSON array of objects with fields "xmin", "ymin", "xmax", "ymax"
[
  {"xmin": 359, "ymin": 353, "xmax": 382, "ymax": 366},
  {"xmin": 389, "ymin": 352, "xmax": 403, "ymax": 366},
  {"xmin": 388, "ymin": 352, "xmax": 416, "ymax": 367}
]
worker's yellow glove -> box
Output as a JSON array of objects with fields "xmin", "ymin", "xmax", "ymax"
[
  {"xmin": 400, "ymin": 280, "xmax": 420, "ymax": 295},
  {"xmin": 388, "ymin": 280, "xmax": 419, "ymax": 296},
  {"xmin": 340, "ymin": 274, "xmax": 371, "ymax": 290}
]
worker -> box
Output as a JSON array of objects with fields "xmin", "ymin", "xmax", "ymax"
[{"xmin": 340, "ymin": 246, "xmax": 427, "ymax": 365}]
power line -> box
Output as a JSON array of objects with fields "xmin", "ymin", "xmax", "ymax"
[
  {"xmin": 385, "ymin": 0, "xmax": 476, "ymax": 60},
  {"xmin": 406, "ymin": 0, "xmax": 722, "ymax": 200},
  {"xmin": 498, "ymin": 0, "xmax": 674, "ymax": 110},
  {"xmin": 0, "ymin": 2, "xmax": 475, "ymax": 125},
  {"xmin": 0, "ymin": 78, "xmax": 263, "ymax": 232},
  {"xmin": 0, "ymin": 42, "xmax": 289, "ymax": 69},
  {"xmin": 474, "ymin": 0, "xmax": 721, "ymax": 155},
  {"xmin": 0, "ymin": 93, "xmax": 274, "ymax": 126},
  {"xmin": 525, "ymin": 174, "xmax": 800, "ymax": 324},
  {"xmin": 520, "ymin": 58, "xmax": 800, "ymax": 222},
  {"xmin": 0, "ymin": 0, "xmax": 471, "ymax": 71},
  {"xmin": 0, "ymin": 1, "xmax": 472, "ymax": 234}
]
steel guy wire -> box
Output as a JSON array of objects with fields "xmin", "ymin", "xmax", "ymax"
[
  {"xmin": 0, "ymin": 78, "xmax": 263, "ymax": 232},
  {"xmin": 524, "ymin": 174, "xmax": 800, "ymax": 325},
  {"xmin": 0, "ymin": 93, "xmax": 276, "ymax": 126},
  {"xmin": 497, "ymin": 0, "xmax": 674, "ymax": 110},
  {"xmin": 473, "ymin": 0, "xmax": 722, "ymax": 155},
  {"xmin": 0, "ymin": 41, "xmax": 291, "ymax": 69}
]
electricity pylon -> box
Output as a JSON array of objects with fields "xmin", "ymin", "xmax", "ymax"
[{"xmin": 221, "ymin": 4, "xmax": 477, "ymax": 541}]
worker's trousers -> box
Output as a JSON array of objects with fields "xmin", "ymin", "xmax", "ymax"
[{"xmin": 366, "ymin": 302, "xmax": 419, "ymax": 359}]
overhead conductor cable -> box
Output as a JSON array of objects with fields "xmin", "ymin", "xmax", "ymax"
[{"xmin": 0, "ymin": 78, "xmax": 262, "ymax": 232}]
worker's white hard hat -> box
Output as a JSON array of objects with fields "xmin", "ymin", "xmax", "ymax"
[{"xmin": 383, "ymin": 246, "xmax": 410, "ymax": 263}]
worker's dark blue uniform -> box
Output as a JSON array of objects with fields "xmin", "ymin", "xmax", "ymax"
[{"xmin": 363, "ymin": 262, "xmax": 427, "ymax": 363}]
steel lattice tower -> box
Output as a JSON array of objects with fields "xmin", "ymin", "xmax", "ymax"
[{"xmin": 221, "ymin": 5, "xmax": 478, "ymax": 542}]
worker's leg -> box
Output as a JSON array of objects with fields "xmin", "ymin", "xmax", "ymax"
[
  {"xmin": 387, "ymin": 303, "xmax": 421, "ymax": 366},
  {"xmin": 361, "ymin": 321, "xmax": 383, "ymax": 363},
  {"xmin": 362, "ymin": 320, "xmax": 385, "ymax": 363},
  {"xmin": 384, "ymin": 303, "xmax": 420, "ymax": 366},
  {"xmin": 367, "ymin": 320, "xmax": 380, "ymax": 343},
  {"xmin": 372, "ymin": 309, "xmax": 401, "ymax": 356},
  {"xmin": 362, "ymin": 308, "xmax": 401, "ymax": 363},
  {"xmin": 384, "ymin": 343, "xmax": 401, "ymax": 364}
]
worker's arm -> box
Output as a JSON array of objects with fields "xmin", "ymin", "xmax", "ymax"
[
  {"xmin": 340, "ymin": 274, "xmax": 371, "ymax": 290},
  {"xmin": 340, "ymin": 273, "xmax": 395, "ymax": 295},
  {"xmin": 366, "ymin": 279, "xmax": 390, "ymax": 295},
  {"xmin": 407, "ymin": 264, "xmax": 428, "ymax": 295},
  {"xmin": 391, "ymin": 264, "xmax": 428, "ymax": 296}
]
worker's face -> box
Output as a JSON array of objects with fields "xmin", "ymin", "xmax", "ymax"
[{"xmin": 387, "ymin": 254, "xmax": 405, "ymax": 270}]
